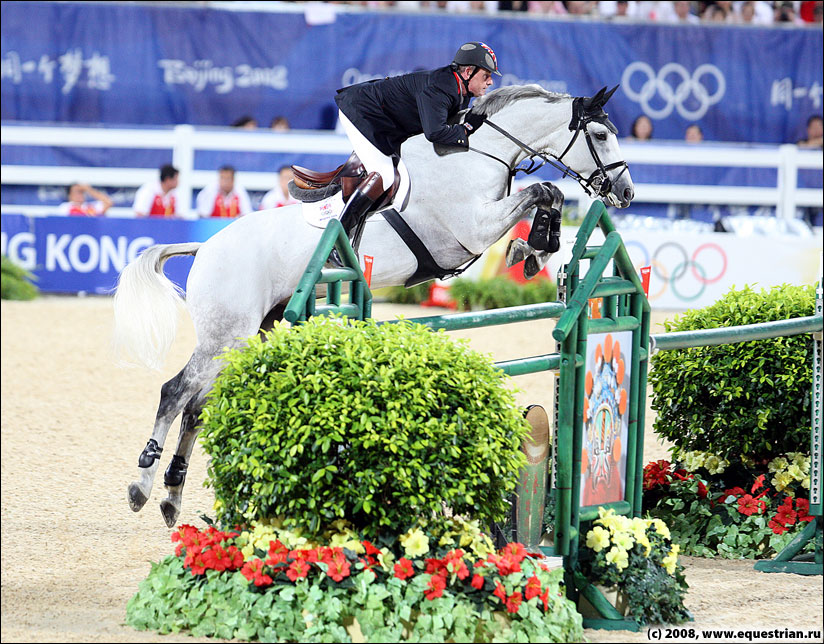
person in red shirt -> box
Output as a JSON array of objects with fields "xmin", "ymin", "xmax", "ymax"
[
  {"xmin": 196, "ymin": 165, "xmax": 253, "ymax": 218},
  {"xmin": 259, "ymin": 166, "xmax": 299, "ymax": 210},
  {"xmin": 58, "ymin": 183, "xmax": 113, "ymax": 216},
  {"xmin": 133, "ymin": 164, "xmax": 180, "ymax": 218}
]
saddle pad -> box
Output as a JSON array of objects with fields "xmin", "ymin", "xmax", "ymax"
[
  {"xmin": 300, "ymin": 191, "xmax": 345, "ymax": 228},
  {"xmin": 301, "ymin": 192, "xmax": 391, "ymax": 230}
]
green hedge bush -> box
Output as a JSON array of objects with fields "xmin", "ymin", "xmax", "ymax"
[
  {"xmin": 1, "ymin": 255, "xmax": 38, "ymax": 300},
  {"xmin": 382, "ymin": 277, "xmax": 558, "ymax": 311},
  {"xmin": 649, "ymin": 283, "xmax": 816, "ymax": 463},
  {"xmin": 199, "ymin": 316, "xmax": 530, "ymax": 538}
]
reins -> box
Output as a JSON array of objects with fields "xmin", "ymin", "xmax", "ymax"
[{"xmin": 469, "ymin": 113, "xmax": 628, "ymax": 200}]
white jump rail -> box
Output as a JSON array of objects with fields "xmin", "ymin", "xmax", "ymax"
[{"xmin": 1, "ymin": 123, "xmax": 822, "ymax": 219}]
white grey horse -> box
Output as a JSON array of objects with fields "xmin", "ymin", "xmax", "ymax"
[{"xmin": 113, "ymin": 84, "xmax": 634, "ymax": 527}]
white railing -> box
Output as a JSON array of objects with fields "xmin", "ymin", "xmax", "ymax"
[{"xmin": 1, "ymin": 123, "xmax": 821, "ymax": 219}]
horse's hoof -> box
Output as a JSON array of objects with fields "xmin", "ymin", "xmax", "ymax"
[
  {"xmin": 506, "ymin": 238, "xmax": 531, "ymax": 268},
  {"xmin": 128, "ymin": 483, "xmax": 148, "ymax": 512},
  {"xmin": 524, "ymin": 256, "xmax": 541, "ymax": 280},
  {"xmin": 160, "ymin": 499, "xmax": 180, "ymax": 527}
]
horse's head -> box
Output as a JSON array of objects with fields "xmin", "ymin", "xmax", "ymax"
[{"xmin": 559, "ymin": 86, "xmax": 634, "ymax": 208}]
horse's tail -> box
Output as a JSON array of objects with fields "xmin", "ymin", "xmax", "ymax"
[{"xmin": 112, "ymin": 242, "xmax": 201, "ymax": 370}]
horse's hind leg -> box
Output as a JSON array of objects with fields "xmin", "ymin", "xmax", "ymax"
[
  {"xmin": 127, "ymin": 349, "xmax": 217, "ymax": 513},
  {"xmin": 160, "ymin": 385, "xmax": 212, "ymax": 527}
]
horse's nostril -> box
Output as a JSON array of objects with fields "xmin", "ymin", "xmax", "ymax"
[{"xmin": 623, "ymin": 187, "xmax": 634, "ymax": 202}]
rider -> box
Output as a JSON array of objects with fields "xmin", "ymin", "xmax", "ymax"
[{"xmin": 333, "ymin": 42, "xmax": 500, "ymax": 254}]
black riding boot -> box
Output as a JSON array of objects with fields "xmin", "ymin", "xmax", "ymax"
[
  {"xmin": 527, "ymin": 208, "xmax": 562, "ymax": 253},
  {"xmin": 329, "ymin": 172, "xmax": 383, "ymax": 266}
]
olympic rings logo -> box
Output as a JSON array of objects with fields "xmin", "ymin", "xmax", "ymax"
[
  {"xmin": 621, "ymin": 61, "xmax": 726, "ymax": 120},
  {"xmin": 623, "ymin": 240, "xmax": 728, "ymax": 302}
]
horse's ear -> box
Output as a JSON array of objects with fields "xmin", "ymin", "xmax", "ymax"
[
  {"xmin": 603, "ymin": 85, "xmax": 619, "ymax": 104},
  {"xmin": 584, "ymin": 86, "xmax": 607, "ymax": 110}
]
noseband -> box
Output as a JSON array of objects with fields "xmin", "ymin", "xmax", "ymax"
[{"xmin": 469, "ymin": 100, "xmax": 629, "ymax": 201}]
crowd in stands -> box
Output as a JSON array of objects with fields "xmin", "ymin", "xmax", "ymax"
[{"xmin": 303, "ymin": 1, "xmax": 822, "ymax": 25}]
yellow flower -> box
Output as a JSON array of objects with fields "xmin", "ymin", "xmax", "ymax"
[
  {"xmin": 801, "ymin": 476, "xmax": 810, "ymax": 490},
  {"xmin": 682, "ymin": 450, "xmax": 705, "ymax": 471},
  {"xmin": 329, "ymin": 530, "xmax": 364, "ymax": 553},
  {"xmin": 605, "ymin": 546, "xmax": 629, "ymax": 572},
  {"xmin": 586, "ymin": 526, "xmax": 611, "ymax": 552},
  {"xmin": 768, "ymin": 457, "xmax": 788, "ymax": 473},
  {"xmin": 772, "ymin": 471, "xmax": 793, "ymax": 492},
  {"xmin": 377, "ymin": 548, "xmax": 395, "ymax": 572},
  {"xmin": 636, "ymin": 533, "xmax": 651, "ymax": 556},
  {"xmin": 652, "ymin": 519, "xmax": 671, "ymax": 541},
  {"xmin": 470, "ymin": 533, "xmax": 495, "ymax": 558},
  {"xmin": 703, "ymin": 454, "xmax": 729, "ymax": 475},
  {"xmin": 661, "ymin": 544, "xmax": 681, "ymax": 575},
  {"xmin": 439, "ymin": 532, "xmax": 457, "ymax": 547},
  {"xmin": 613, "ymin": 531, "xmax": 635, "ymax": 551},
  {"xmin": 740, "ymin": 454, "xmax": 756, "ymax": 468},
  {"xmin": 787, "ymin": 463, "xmax": 805, "ymax": 482},
  {"xmin": 399, "ymin": 527, "xmax": 430, "ymax": 558}
]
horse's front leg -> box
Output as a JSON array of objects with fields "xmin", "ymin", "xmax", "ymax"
[{"xmin": 504, "ymin": 182, "xmax": 564, "ymax": 278}]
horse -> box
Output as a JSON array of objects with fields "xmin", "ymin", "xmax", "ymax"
[{"xmin": 113, "ymin": 84, "xmax": 634, "ymax": 527}]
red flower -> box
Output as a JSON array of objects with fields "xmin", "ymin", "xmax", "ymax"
[
  {"xmin": 539, "ymin": 588, "xmax": 550, "ymax": 611},
  {"xmin": 524, "ymin": 575, "xmax": 542, "ymax": 600},
  {"xmin": 241, "ymin": 558, "xmax": 265, "ymax": 581},
  {"xmin": 493, "ymin": 581, "xmax": 507, "ymax": 602},
  {"xmin": 505, "ymin": 591, "xmax": 523, "ymax": 614},
  {"xmin": 471, "ymin": 574, "xmax": 485, "ymax": 590},
  {"xmin": 424, "ymin": 574, "xmax": 447, "ymax": 600},
  {"xmin": 722, "ymin": 487, "xmax": 746, "ymax": 499},
  {"xmin": 202, "ymin": 545, "xmax": 230, "ymax": 572},
  {"xmin": 697, "ymin": 481, "xmax": 708, "ymax": 499},
  {"xmin": 226, "ymin": 545, "xmax": 244, "ymax": 570},
  {"xmin": 327, "ymin": 554, "xmax": 351, "ymax": 582},
  {"xmin": 394, "ymin": 557, "xmax": 415, "ymax": 580},
  {"xmin": 737, "ymin": 494, "xmax": 765, "ymax": 516},
  {"xmin": 774, "ymin": 502, "xmax": 797, "ymax": 527},
  {"xmin": 769, "ymin": 519, "xmax": 788, "ymax": 535},
  {"xmin": 643, "ymin": 460, "xmax": 671, "ymax": 490},
  {"xmin": 290, "ymin": 548, "xmax": 313, "ymax": 562},
  {"xmin": 751, "ymin": 474, "xmax": 766, "ymax": 494},
  {"xmin": 287, "ymin": 559, "xmax": 310, "ymax": 582},
  {"xmin": 362, "ymin": 540, "xmax": 381, "ymax": 557},
  {"xmin": 795, "ymin": 498, "xmax": 814, "ymax": 522},
  {"xmin": 188, "ymin": 551, "xmax": 208, "ymax": 576},
  {"xmin": 499, "ymin": 542, "xmax": 527, "ymax": 563},
  {"xmin": 425, "ymin": 558, "xmax": 447, "ymax": 576},
  {"xmin": 253, "ymin": 572, "xmax": 273, "ymax": 587}
]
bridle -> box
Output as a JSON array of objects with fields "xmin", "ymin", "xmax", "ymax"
[{"xmin": 468, "ymin": 98, "xmax": 630, "ymax": 203}]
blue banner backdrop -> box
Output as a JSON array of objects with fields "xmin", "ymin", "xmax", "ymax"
[
  {"xmin": 2, "ymin": 2, "xmax": 821, "ymax": 143},
  {"xmin": 0, "ymin": 214, "xmax": 231, "ymax": 294}
]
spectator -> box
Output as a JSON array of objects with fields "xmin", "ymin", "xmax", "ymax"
[
  {"xmin": 497, "ymin": 1, "xmax": 528, "ymax": 11},
  {"xmin": 58, "ymin": 183, "xmax": 112, "ymax": 216},
  {"xmin": 270, "ymin": 116, "xmax": 291, "ymax": 131},
  {"xmin": 260, "ymin": 166, "xmax": 300, "ymax": 210},
  {"xmin": 702, "ymin": 3, "xmax": 729, "ymax": 22},
  {"xmin": 797, "ymin": 115, "xmax": 823, "ymax": 149},
  {"xmin": 672, "ymin": 0, "xmax": 700, "ymax": 23},
  {"xmin": 685, "ymin": 123, "xmax": 704, "ymax": 143},
  {"xmin": 527, "ymin": 1, "xmax": 567, "ymax": 14},
  {"xmin": 736, "ymin": 1, "xmax": 757, "ymax": 23},
  {"xmin": 232, "ymin": 115, "xmax": 258, "ymax": 129},
  {"xmin": 196, "ymin": 165, "xmax": 253, "ymax": 218},
  {"xmin": 773, "ymin": 1, "xmax": 800, "ymax": 24},
  {"xmin": 629, "ymin": 115, "xmax": 654, "ymax": 141},
  {"xmin": 133, "ymin": 164, "xmax": 180, "ymax": 218}
]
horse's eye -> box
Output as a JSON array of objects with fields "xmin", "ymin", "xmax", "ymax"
[{"xmin": 595, "ymin": 132, "xmax": 608, "ymax": 141}]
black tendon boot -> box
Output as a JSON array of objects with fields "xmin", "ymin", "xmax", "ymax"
[
  {"xmin": 329, "ymin": 172, "xmax": 384, "ymax": 267},
  {"xmin": 527, "ymin": 208, "xmax": 562, "ymax": 253}
]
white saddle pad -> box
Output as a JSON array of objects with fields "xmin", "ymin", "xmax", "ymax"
[{"xmin": 300, "ymin": 191, "xmax": 389, "ymax": 229}]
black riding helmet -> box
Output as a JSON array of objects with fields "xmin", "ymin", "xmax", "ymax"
[{"xmin": 452, "ymin": 42, "xmax": 502, "ymax": 77}]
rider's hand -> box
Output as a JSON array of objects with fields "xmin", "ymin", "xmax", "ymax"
[{"xmin": 463, "ymin": 111, "xmax": 486, "ymax": 136}]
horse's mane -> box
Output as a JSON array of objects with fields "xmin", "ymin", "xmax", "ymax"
[{"xmin": 471, "ymin": 85, "xmax": 571, "ymax": 117}]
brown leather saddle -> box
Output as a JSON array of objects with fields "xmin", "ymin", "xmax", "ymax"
[{"xmin": 291, "ymin": 152, "xmax": 400, "ymax": 210}]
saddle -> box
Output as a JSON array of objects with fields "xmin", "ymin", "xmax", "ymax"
[{"xmin": 290, "ymin": 152, "xmax": 400, "ymax": 210}]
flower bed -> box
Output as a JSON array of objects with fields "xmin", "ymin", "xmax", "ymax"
[
  {"xmin": 126, "ymin": 517, "xmax": 584, "ymax": 642},
  {"xmin": 580, "ymin": 508, "xmax": 691, "ymax": 627},
  {"xmin": 642, "ymin": 452, "xmax": 814, "ymax": 559}
]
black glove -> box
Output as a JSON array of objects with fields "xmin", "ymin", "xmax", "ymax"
[{"xmin": 463, "ymin": 111, "xmax": 486, "ymax": 135}]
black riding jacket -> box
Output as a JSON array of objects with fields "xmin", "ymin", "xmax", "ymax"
[{"xmin": 335, "ymin": 65, "xmax": 472, "ymax": 157}]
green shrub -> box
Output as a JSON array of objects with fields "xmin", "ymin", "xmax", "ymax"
[
  {"xmin": 449, "ymin": 277, "xmax": 557, "ymax": 311},
  {"xmin": 381, "ymin": 282, "xmax": 431, "ymax": 305},
  {"xmin": 649, "ymin": 284, "xmax": 815, "ymax": 462},
  {"xmin": 1, "ymin": 255, "xmax": 39, "ymax": 300},
  {"xmin": 199, "ymin": 316, "xmax": 530, "ymax": 538}
]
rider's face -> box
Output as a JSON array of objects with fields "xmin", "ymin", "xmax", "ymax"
[{"xmin": 465, "ymin": 68, "xmax": 494, "ymax": 97}]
